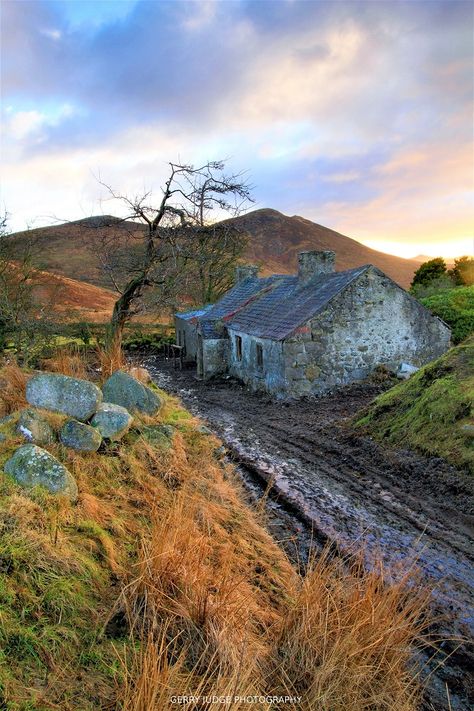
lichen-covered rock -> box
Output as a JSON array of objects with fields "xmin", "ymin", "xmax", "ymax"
[
  {"xmin": 60, "ymin": 419, "xmax": 102, "ymax": 452},
  {"xmin": 140, "ymin": 424, "xmax": 174, "ymax": 448},
  {"xmin": 396, "ymin": 362, "xmax": 419, "ymax": 380},
  {"xmin": 26, "ymin": 373, "xmax": 102, "ymax": 421},
  {"xmin": 102, "ymin": 371, "xmax": 161, "ymax": 415},
  {"xmin": 91, "ymin": 403, "xmax": 133, "ymax": 440},
  {"xmin": 3, "ymin": 444, "xmax": 78, "ymax": 501},
  {"xmin": 16, "ymin": 409, "xmax": 54, "ymax": 445}
]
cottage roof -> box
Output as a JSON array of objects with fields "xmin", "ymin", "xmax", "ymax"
[
  {"xmin": 199, "ymin": 275, "xmax": 281, "ymax": 338},
  {"xmin": 222, "ymin": 266, "xmax": 370, "ymax": 340},
  {"xmin": 176, "ymin": 305, "xmax": 213, "ymax": 321}
]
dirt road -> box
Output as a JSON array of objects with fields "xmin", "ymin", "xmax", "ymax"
[{"xmin": 142, "ymin": 355, "xmax": 474, "ymax": 711}]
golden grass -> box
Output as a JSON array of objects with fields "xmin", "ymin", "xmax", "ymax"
[
  {"xmin": 96, "ymin": 339, "xmax": 126, "ymax": 380},
  {"xmin": 0, "ymin": 361, "xmax": 29, "ymax": 415},
  {"xmin": 41, "ymin": 344, "xmax": 89, "ymax": 379},
  {"xmin": 0, "ymin": 366, "xmax": 431, "ymax": 710}
]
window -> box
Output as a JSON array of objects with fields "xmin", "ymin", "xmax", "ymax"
[
  {"xmin": 256, "ymin": 343, "xmax": 263, "ymax": 368},
  {"xmin": 236, "ymin": 336, "xmax": 242, "ymax": 361}
]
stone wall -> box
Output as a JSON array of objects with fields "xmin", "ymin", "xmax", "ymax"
[
  {"xmin": 227, "ymin": 329, "xmax": 286, "ymax": 393},
  {"xmin": 282, "ymin": 266, "xmax": 451, "ymax": 396},
  {"xmin": 175, "ymin": 316, "xmax": 198, "ymax": 363},
  {"xmin": 202, "ymin": 338, "xmax": 229, "ymax": 380}
]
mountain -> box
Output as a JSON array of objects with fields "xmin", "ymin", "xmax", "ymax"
[
  {"xmin": 8, "ymin": 209, "xmax": 418, "ymax": 289},
  {"xmin": 227, "ymin": 209, "xmax": 419, "ymax": 288},
  {"xmin": 7, "ymin": 216, "xmax": 143, "ymax": 289}
]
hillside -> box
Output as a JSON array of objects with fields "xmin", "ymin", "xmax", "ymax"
[
  {"xmin": 7, "ymin": 216, "xmax": 143, "ymax": 289},
  {"xmin": 9, "ymin": 209, "xmax": 418, "ymax": 290},
  {"xmin": 229, "ymin": 209, "xmax": 419, "ymax": 288},
  {"xmin": 0, "ymin": 360, "xmax": 427, "ymax": 710},
  {"xmin": 9, "ymin": 264, "xmax": 117, "ymax": 322},
  {"xmin": 355, "ymin": 338, "xmax": 474, "ymax": 473}
]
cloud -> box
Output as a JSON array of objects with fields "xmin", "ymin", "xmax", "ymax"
[{"xmin": 1, "ymin": 0, "xmax": 472, "ymax": 258}]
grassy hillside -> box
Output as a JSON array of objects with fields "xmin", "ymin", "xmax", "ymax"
[
  {"xmin": 355, "ymin": 338, "xmax": 474, "ymax": 473},
  {"xmin": 419, "ymin": 285, "xmax": 474, "ymax": 344},
  {"xmin": 0, "ymin": 358, "xmax": 428, "ymax": 710},
  {"xmin": 9, "ymin": 209, "xmax": 418, "ymax": 290}
]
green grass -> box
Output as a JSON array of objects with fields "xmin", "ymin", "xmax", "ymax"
[
  {"xmin": 419, "ymin": 285, "xmax": 474, "ymax": 344},
  {"xmin": 355, "ymin": 338, "xmax": 474, "ymax": 473}
]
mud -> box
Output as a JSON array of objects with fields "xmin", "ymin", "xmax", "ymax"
[{"xmin": 141, "ymin": 355, "xmax": 474, "ymax": 711}]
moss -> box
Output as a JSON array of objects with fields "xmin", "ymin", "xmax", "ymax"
[{"xmin": 355, "ymin": 338, "xmax": 474, "ymax": 472}]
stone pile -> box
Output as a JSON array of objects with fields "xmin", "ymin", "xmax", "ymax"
[{"xmin": 1, "ymin": 370, "xmax": 164, "ymax": 501}]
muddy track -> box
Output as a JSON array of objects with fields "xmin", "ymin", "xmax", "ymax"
[{"xmin": 141, "ymin": 355, "xmax": 474, "ymax": 711}]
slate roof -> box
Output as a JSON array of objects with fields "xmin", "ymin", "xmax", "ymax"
[
  {"xmin": 176, "ymin": 305, "xmax": 213, "ymax": 321},
  {"xmin": 199, "ymin": 276, "xmax": 281, "ymax": 338},
  {"xmin": 227, "ymin": 266, "xmax": 369, "ymax": 340},
  {"xmin": 197, "ymin": 265, "xmax": 370, "ymax": 341}
]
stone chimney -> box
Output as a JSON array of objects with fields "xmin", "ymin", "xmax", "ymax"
[
  {"xmin": 235, "ymin": 264, "xmax": 260, "ymax": 282},
  {"xmin": 298, "ymin": 251, "xmax": 336, "ymax": 282}
]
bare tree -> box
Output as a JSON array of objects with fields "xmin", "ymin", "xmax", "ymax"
[
  {"xmin": 186, "ymin": 222, "xmax": 248, "ymax": 305},
  {"xmin": 98, "ymin": 160, "xmax": 253, "ymax": 348}
]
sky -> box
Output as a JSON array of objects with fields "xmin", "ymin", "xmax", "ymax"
[{"xmin": 1, "ymin": 0, "xmax": 473, "ymax": 259}]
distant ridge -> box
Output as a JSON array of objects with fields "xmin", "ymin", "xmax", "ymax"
[
  {"xmin": 9, "ymin": 208, "xmax": 418, "ymax": 289},
  {"xmin": 225, "ymin": 209, "xmax": 419, "ymax": 288}
]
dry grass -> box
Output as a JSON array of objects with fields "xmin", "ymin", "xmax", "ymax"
[
  {"xmin": 116, "ymin": 414, "xmax": 429, "ymax": 711},
  {"xmin": 41, "ymin": 344, "xmax": 89, "ymax": 379},
  {"xmin": 0, "ymin": 361, "xmax": 29, "ymax": 415},
  {"xmin": 96, "ymin": 340, "xmax": 126, "ymax": 379},
  {"xmin": 0, "ymin": 364, "xmax": 431, "ymax": 710}
]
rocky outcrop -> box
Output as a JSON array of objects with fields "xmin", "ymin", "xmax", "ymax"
[
  {"xmin": 60, "ymin": 420, "xmax": 102, "ymax": 452},
  {"xmin": 102, "ymin": 371, "xmax": 161, "ymax": 415},
  {"xmin": 26, "ymin": 373, "xmax": 102, "ymax": 421},
  {"xmin": 4, "ymin": 444, "xmax": 78, "ymax": 501},
  {"xmin": 16, "ymin": 409, "xmax": 54, "ymax": 445},
  {"xmin": 91, "ymin": 403, "xmax": 133, "ymax": 440}
]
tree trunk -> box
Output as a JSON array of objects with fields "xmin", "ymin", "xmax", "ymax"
[{"xmin": 107, "ymin": 274, "xmax": 146, "ymax": 350}]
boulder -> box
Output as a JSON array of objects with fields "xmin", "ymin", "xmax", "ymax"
[
  {"xmin": 26, "ymin": 373, "xmax": 102, "ymax": 421},
  {"xmin": 460, "ymin": 423, "xmax": 474, "ymax": 438},
  {"xmin": 91, "ymin": 403, "xmax": 133, "ymax": 440},
  {"xmin": 16, "ymin": 409, "xmax": 54, "ymax": 445},
  {"xmin": 396, "ymin": 363, "xmax": 419, "ymax": 380},
  {"xmin": 140, "ymin": 424, "xmax": 174, "ymax": 448},
  {"xmin": 102, "ymin": 371, "xmax": 161, "ymax": 415},
  {"xmin": 60, "ymin": 419, "xmax": 102, "ymax": 452},
  {"xmin": 4, "ymin": 444, "xmax": 78, "ymax": 501}
]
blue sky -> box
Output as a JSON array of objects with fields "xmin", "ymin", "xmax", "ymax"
[{"xmin": 1, "ymin": 0, "xmax": 473, "ymax": 257}]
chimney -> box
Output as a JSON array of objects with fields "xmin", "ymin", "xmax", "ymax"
[
  {"xmin": 235, "ymin": 264, "xmax": 260, "ymax": 282},
  {"xmin": 298, "ymin": 250, "xmax": 335, "ymax": 282}
]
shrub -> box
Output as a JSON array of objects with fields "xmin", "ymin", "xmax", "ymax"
[{"xmin": 420, "ymin": 285, "xmax": 474, "ymax": 344}]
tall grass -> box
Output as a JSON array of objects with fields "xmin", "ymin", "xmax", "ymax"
[
  {"xmin": 116, "ymin": 425, "xmax": 430, "ymax": 711},
  {"xmin": 0, "ymin": 361, "xmax": 28, "ymax": 415}
]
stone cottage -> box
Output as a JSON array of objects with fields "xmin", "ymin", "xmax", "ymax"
[{"xmin": 174, "ymin": 251, "xmax": 451, "ymax": 397}]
